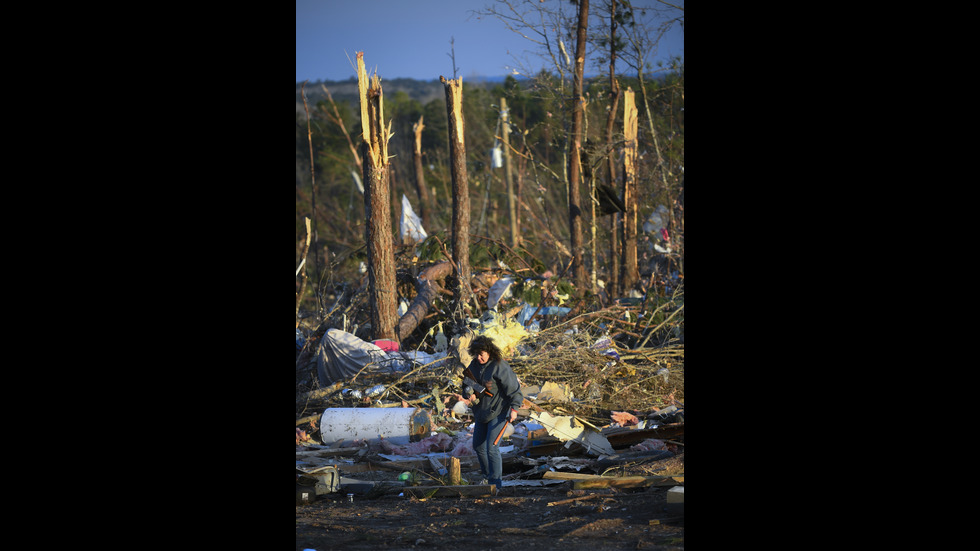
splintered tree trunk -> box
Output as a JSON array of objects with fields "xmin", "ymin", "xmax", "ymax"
[
  {"xmin": 501, "ymin": 97, "xmax": 519, "ymax": 248},
  {"xmin": 441, "ymin": 75, "xmax": 473, "ymax": 316},
  {"xmin": 357, "ymin": 52, "xmax": 398, "ymax": 341},
  {"xmin": 606, "ymin": 0, "xmax": 621, "ymax": 298},
  {"xmin": 412, "ymin": 115, "xmax": 433, "ymax": 229},
  {"xmin": 621, "ymin": 87, "xmax": 639, "ymax": 293},
  {"xmin": 568, "ymin": 0, "xmax": 590, "ymax": 292},
  {"xmin": 607, "ymin": 83, "xmax": 621, "ymax": 298}
]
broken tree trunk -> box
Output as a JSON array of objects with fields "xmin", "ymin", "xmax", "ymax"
[
  {"xmin": 567, "ymin": 0, "xmax": 590, "ymax": 293},
  {"xmin": 411, "ymin": 115, "xmax": 433, "ymax": 229},
  {"xmin": 358, "ymin": 52, "xmax": 398, "ymax": 342},
  {"xmin": 605, "ymin": 4, "xmax": 621, "ymax": 298},
  {"xmin": 500, "ymin": 97, "xmax": 519, "ymax": 248},
  {"xmin": 396, "ymin": 260, "xmax": 453, "ymax": 341},
  {"xmin": 296, "ymin": 216, "xmax": 312, "ymax": 325},
  {"xmin": 621, "ymin": 87, "xmax": 639, "ymax": 293},
  {"xmin": 449, "ymin": 457, "xmax": 461, "ymax": 486},
  {"xmin": 441, "ymin": 75, "xmax": 475, "ymax": 317}
]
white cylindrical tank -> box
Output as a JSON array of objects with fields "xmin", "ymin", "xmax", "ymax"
[{"xmin": 319, "ymin": 407, "xmax": 432, "ymax": 447}]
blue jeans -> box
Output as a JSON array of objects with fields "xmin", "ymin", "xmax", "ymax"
[{"xmin": 472, "ymin": 412, "xmax": 509, "ymax": 488}]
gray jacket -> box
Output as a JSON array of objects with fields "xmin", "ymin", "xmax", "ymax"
[{"xmin": 466, "ymin": 358, "xmax": 523, "ymax": 424}]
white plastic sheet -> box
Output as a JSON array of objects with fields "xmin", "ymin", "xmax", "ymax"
[
  {"xmin": 399, "ymin": 194, "xmax": 428, "ymax": 244},
  {"xmin": 486, "ymin": 277, "xmax": 514, "ymax": 310},
  {"xmin": 316, "ymin": 329, "xmax": 451, "ymax": 387}
]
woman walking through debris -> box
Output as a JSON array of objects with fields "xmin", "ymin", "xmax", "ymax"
[{"xmin": 455, "ymin": 335, "xmax": 523, "ymax": 491}]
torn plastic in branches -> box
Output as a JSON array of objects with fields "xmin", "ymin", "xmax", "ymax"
[{"xmin": 399, "ymin": 194, "xmax": 428, "ymax": 244}]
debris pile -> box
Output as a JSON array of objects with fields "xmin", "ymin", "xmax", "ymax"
[
  {"xmin": 296, "ymin": 265, "xmax": 683, "ymax": 501},
  {"xmin": 296, "ymin": 252, "xmax": 684, "ymax": 502}
]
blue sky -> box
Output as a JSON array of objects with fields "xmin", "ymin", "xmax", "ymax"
[{"xmin": 296, "ymin": 0, "xmax": 683, "ymax": 82}]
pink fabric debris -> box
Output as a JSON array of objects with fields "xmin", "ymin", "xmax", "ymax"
[
  {"xmin": 373, "ymin": 339, "xmax": 400, "ymax": 352},
  {"xmin": 611, "ymin": 411, "xmax": 640, "ymax": 426},
  {"xmin": 451, "ymin": 436, "xmax": 475, "ymax": 457}
]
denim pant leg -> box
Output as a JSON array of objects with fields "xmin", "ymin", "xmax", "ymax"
[{"xmin": 472, "ymin": 414, "xmax": 507, "ymax": 487}]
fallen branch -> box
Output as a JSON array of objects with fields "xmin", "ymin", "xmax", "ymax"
[
  {"xmin": 396, "ymin": 261, "xmax": 453, "ymax": 341},
  {"xmin": 404, "ymin": 484, "xmax": 497, "ymax": 498},
  {"xmin": 547, "ymin": 493, "xmax": 603, "ymax": 507},
  {"xmin": 638, "ymin": 304, "xmax": 684, "ymax": 349}
]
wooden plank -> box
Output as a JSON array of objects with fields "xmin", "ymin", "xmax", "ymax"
[
  {"xmin": 403, "ymin": 484, "xmax": 497, "ymax": 498},
  {"xmin": 295, "ymin": 447, "xmax": 365, "ymax": 457},
  {"xmin": 542, "ymin": 471, "xmax": 599, "ymax": 480},
  {"xmin": 542, "ymin": 470, "xmax": 683, "ymax": 485},
  {"xmin": 571, "ymin": 475, "xmax": 684, "ymax": 490},
  {"xmin": 429, "ymin": 456, "xmax": 447, "ymax": 476}
]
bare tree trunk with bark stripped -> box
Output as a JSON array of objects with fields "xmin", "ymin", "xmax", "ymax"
[
  {"xmin": 441, "ymin": 75, "xmax": 474, "ymax": 317},
  {"xmin": 357, "ymin": 52, "xmax": 398, "ymax": 341},
  {"xmin": 500, "ymin": 97, "xmax": 519, "ymax": 249},
  {"xmin": 296, "ymin": 216, "xmax": 312, "ymax": 326},
  {"xmin": 412, "ymin": 115, "xmax": 433, "ymax": 229},
  {"xmin": 621, "ymin": 87, "xmax": 639, "ymax": 293}
]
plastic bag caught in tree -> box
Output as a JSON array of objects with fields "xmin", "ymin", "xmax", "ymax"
[
  {"xmin": 486, "ymin": 277, "xmax": 514, "ymax": 310},
  {"xmin": 400, "ymin": 194, "xmax": 428, "ymax": 244}
]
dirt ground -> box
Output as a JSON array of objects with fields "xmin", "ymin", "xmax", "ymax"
[{"xmin": 295, "ymin": 451, "xmax": 684, "ymax": 550}]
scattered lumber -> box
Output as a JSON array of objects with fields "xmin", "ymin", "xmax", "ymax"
[
  {"xmin": 296, "ymin": 447, "xmax": 366, "ymax": 457},
  {"xmin": 571, "ymin": 475, "xmax": 683, "ymax": 490},
  {"xmin": 541, "ymin": 470, "xmax": 684, "ymax": 489}
]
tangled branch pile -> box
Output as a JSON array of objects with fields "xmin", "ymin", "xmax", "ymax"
[
  {"xmin": 296, "ymin": 260, "xmax": 683, "ymax": 427},
  {"xmin": 510, "ymin": 328, "xmax": 684, "ymax": 426}
]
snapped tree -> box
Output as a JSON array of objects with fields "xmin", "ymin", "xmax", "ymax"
[{"xmin": 357, "ymin": 52, "xmax": 398, "ymax": 342}]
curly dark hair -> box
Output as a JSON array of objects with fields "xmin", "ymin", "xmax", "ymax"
[{"xmin": 467, "ymin": 335, "xmax": 502, "ymax": 362}]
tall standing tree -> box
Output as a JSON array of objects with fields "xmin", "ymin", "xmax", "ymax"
[
  {"xmin": 601, "ymin": 0, "xmax": 623, "ymax": 298},
  {"xmin": 441, "ymin": 75, "xmax": 475, "ymax": 318},
  {"xmin": 568, "ymin": 0, "xmax": 590, "ymax": 292},
  {"xmin": 357, "ymin": 52, "xmax": 398, "ymax": 341}
]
